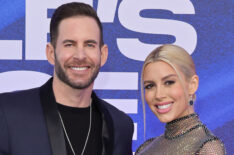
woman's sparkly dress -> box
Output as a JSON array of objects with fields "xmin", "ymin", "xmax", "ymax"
[{"xmin": 136, "ymin": 114, "xmax": 226, "ymax": 155}]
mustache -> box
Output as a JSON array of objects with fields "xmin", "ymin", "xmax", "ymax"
[
  {"xmin": 65, "ymin": 59, "xmax": 93, "ymax": 67},
  {"xmin": 54, "ymin": 53, "xmax": 92, "ymax": 66}
]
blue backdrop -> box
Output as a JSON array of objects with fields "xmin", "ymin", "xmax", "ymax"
[{"xmin": 0, "ymin": 0, "xmax": 233, "ymax": 154}]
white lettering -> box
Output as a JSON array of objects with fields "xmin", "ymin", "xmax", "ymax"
[
  {"xmin": 94, "ymin": 72, "xmax": 138, "ymax": 90},
  {"xmin": 25, "ymin": 0, "xmax": 93, "ymax": 60},
  {"xmin": 97, "ymin": 0, "xmax": 118, "ymax": 22},
  {"xmin": 133, "ymin": 123, "xmax": 137, "ymax": 140},
  {"xmin": 0, "ymin": 40, "xmax": 22, "ymax": 60},
  {"xmin": 118, "ymin": 0, "xmax": 197, "ymax": 61},
  {"xmin": 103, "ymin": 99, "xmax": 138, "ymax": 114},
  {"xmin": 0, "ymin": 71, "xmax": 51, "ymax": 93}
]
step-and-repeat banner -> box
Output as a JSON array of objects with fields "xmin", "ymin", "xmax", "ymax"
[{"xmin": 0, "ymin": 0, "xmax": 233, "ymax": 153}]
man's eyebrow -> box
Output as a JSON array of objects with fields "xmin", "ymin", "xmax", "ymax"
[
  {"xmin": 62, "ymin": 39, "xmax": 76, "ymax": 44},
  {"xmin": 84, "ymin": 39, "xmax": 98, "ymax": 44}
]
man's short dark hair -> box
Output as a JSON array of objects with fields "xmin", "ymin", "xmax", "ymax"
[{"xmin": 50, "ymin": 2, "xmax": 104, "ymax": 48}]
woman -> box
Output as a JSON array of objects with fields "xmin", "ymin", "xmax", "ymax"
[{"xmin": 136, "ymin": 45, "xmax": 225, "ymax": 155}]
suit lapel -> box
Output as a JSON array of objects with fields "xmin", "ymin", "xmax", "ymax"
[
  {"xmin": 92, "ymin": 92, "xmax": 114, "ymax": 155},
  {"xmin": 39, "ymin": 78, "xmax": 67, "ymax": 155},
  {"xmin": 39, "ymin": 79, "xmax": 114, "ymax": 155}
]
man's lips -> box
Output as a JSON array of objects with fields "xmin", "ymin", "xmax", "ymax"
[{"xmin": 70, "ymin": 66, "xmax": 89, "ymax": 71}]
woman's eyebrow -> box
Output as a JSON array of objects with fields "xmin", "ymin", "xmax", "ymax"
[{"xmin": 161, "ymin": 74, "xmax": 177, "ymax": 81}]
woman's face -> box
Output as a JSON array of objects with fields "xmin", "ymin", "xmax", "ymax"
[{"xmin": 143, "ymin": 61, "xmax": 194, "ymax": 123}]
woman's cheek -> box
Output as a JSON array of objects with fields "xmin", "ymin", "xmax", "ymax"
[
  {"xmin": 145, "ymin": 91, "xmax": 154, "ymax": 105},
  {"xmin": 169, "ymin": 84, "xmax": 185, "ymax": 101}
]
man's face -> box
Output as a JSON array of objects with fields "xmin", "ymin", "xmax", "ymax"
[{"xmin": 49, "ymin": 16, "xmax": 107, "ymax": 89}]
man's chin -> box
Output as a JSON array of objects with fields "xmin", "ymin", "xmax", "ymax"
[{"xmin": 66, "ymin": 80, "xmax": 93, "ymax": 89}]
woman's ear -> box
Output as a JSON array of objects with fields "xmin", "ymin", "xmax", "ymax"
[
  {"xmin": 46, "ymin": 43, "xmax": 55, "ymax": 65},
  {"xmin": 188, "ymin": 75, "xmax": 199, "ymax": 95}
]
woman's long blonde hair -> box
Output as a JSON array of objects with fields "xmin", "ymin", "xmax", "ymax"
[{"xmin": 141, "ymin": 44, "xmax": 196, "ymax": 138}]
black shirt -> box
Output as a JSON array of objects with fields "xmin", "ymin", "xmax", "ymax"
[{"xmin": 57, "ymin": 102, "xmax": 102, "ymax": 155}]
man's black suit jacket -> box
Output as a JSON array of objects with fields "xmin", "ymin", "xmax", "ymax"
[{"xmin": 0, "ymin": 78, "xmax": 134, "ymax": 155}]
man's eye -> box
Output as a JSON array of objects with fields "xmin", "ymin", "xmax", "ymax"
[
  {"xmin": 64, "ymin": 43, "xmax": 73, "ymax": 47},
  {"xmin": 144, "ymin": 84, "xmax": 154, "ymax": 89},
  {"xmin": 86, "ymin": 43, "xmax": 95, "ymax": 47},
  {"xmin": 165, "ymin": 80, "xmax": 175, "ymax": 86}
]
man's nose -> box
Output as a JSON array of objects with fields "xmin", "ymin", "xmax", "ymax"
[{"xmin": 73, "ymin": 46, "xmax": 86, "ymax": 60}]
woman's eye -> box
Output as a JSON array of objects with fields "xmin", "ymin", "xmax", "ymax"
[
  {"xmin": 165, "ymin": 80, "xmax": 175, "ymax": 86},
  {"xmin": 144, "ymin": 84, "xmax": 153, "ymax": 89}
]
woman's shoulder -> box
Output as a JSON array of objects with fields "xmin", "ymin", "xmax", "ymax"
[
  {"xmin": 135, "ymin": 137, "xmax": 155, "ymax": 154},
  {"xmin": 196, "ymin": 136, "xmax": 226, "ymax": 154},
  {"xmin": 135, "ymin": 134, "xmax": 164, "ymax": 154},
  {"xmin": 192, "ymin": 123, "xmax": 226, "ymax": 154}
]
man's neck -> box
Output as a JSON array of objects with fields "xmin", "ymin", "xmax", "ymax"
[{"xmin": 52, "ymin": 77, "xmax": 93, "ymax": 108}]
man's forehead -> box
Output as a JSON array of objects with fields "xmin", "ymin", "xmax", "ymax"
[
  {"xmin": 59, "ymin": 16, "xmax": 99, "ymax": 30},
  {"xmin": 57, "ymin": 16, "xmax": 101, "ymax": 38}
]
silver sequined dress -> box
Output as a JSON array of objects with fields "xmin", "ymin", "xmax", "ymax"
[{"xmin": 136, "ymin": 114, "xmax": 226, "ymax": 155}]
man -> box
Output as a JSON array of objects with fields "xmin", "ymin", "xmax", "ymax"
[{"xmin": 0, "ymin": 2, "xmax": 134, "ymax": 155}]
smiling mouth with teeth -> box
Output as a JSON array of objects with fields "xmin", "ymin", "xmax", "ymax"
[
  {"xmin": 71, "ymin": 66, "xmax": 89, "ymax": 71},
  {"xmin": 154, "ymin": 102, "xmax": 173, "ymax": 114},
  {"xmin": 157, "ymin": 103, "xmax": 173, "ymax": 109}
]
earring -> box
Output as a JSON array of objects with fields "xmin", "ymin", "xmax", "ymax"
[
  {"xmin": 189, "ymin": 99, "xmax": 194, "ymax": 106},
  {"xmin": 189, "ymin": 95, "xmax": 194, "ymax": 106}
]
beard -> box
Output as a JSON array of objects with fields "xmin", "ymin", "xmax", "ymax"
[{"xmin": 54, "ymin": 56, "xmax": 100, "ymax": 89}]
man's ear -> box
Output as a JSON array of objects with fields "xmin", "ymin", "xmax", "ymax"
[
  {"xmin": 188, "ymin": 75, "xmax": 199, "ymax": 95},
  {"xmin": 100, "ymin": 44, "xmax": 108, "ymax": 67},
  {"xmin": 46, "ymin": 43, "xmax": 55, "ymax": 65}
]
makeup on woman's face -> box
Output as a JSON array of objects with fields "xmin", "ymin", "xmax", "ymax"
[{"xmin": 143, "ymin": 61, "xmax": 192, "ymax": 123}]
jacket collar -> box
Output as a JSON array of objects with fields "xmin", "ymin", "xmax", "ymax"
[
  {"xmin": 91, "ymin": 92, "xmax": 114, "ymax": 155},
  {"xmin": 39, "ymin": 78, "xmax": 114, "ymax": 155},
  {"xmin": 39, "ymin": 78, "xmax": 67, "ymax": 155}
]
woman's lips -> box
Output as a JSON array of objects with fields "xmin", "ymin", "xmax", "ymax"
[{"xmin": 155, "ymin": 102, "xmax": 173, "ymax": 114}]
